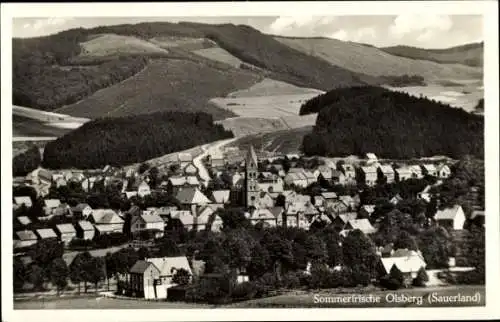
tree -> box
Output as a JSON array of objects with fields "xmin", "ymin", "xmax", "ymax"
[
  {"xmin": 70, "ymin": 251, "xmax": 92, "ymax": 294},
  {"xmin": 413, "ymin": 267, "xmax": 429, "ymax": 287},
  {"xmin": 85, "ymin": 257, "xmax": 106, "ymax": 294},
  {"xmin": 303, "ymin": 234, "xmax": 328, "ymax": 264},
  {"xmin": 13, "ymin": 145, "xmax": 41, "ymax": 176},
  {"xmin": 218, "ymin": 208, "xmax": 251, "ymax": 230},
  {"xmin": 425, "ymin": 197, "xmax": 438, "ymax": 219},
  {"xmin": 29, "ymin": 265, "xmax": 45, "ymax": 291},
  {"xmin": 172, "ymin": 268, "xmax": 191, "ymax": 286},
  {"xmin": 394, "ymin": 231, "xmax": 418, "ymax": 251},
  {"xmin": 417, "ymin": 227, "xmax": 452, "ymax": 269},
  {"xmin": 342, "ymin": 230, "xmax": 379, "ymax": 279},
  {"xmin": 30, "ymin": 238, "xmax": 64, "ymax": 270},
  {"xmin": 389, "ymin": 264, "xmax": 404, "ymax": 287},
  {"xmin": 139, "ymin": 162, "xmax": 150, "ymax": 174},
  {"xmin": 14, "ymin": 257, "xmax": 26, "ymax": 291},
  {"xmin": 247, "ymin": 243, "xmax": 271, "ymax": 280},
  {"xmin": 49, "ymin": 258, "xmax": 69, "ymax": 295},
  {"xmin": 222, "ymin": 229, "xmax": 255, "ymax": 272},
  {"xmin": 137, "ymin": 247, "xmax": 152, "ymax": 260},
  {"xmin": 157, "ymin": 236, "xmax": 182, "ymax": 257},
  {"xmin": 261, "ymin": 231, "xmax": 294, "ymax": 281}
]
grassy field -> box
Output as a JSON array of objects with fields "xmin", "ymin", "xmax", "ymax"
[
  {"xmin": 275, "ymin": 36, "xmax": 482, "ymax": 81},
  {"xmin": 55, "ymin": 58, "xmax": 261, "ymax": 120},
  {"xmin": 227, "ymin": 285, "xmax": 485, "ymax": 308},
  {"xmin": 13, "ymin": 116, "xmax": 77, "ymax": 138},
  {"xmin": 193, "ymin": 47, "xmax": 244, "ymax": 68},
  {"xmin": 216, "ymin": 117, "xmax": 289, "ymax": 137},
  {"xmin": 149, "ymin": 36, "xmax": 215, "ymax": 51},
  {"xmin": 80, "ymin": 34, "xmax": 169, "ymax": 57},
  {"xmin": 228, "ymin": 126, "xmax": 313, "ymax": 154}
]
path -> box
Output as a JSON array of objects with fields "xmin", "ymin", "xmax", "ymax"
[{"xmin": 193, "ymin": 137, "xmax": 238, "ymax": 185}]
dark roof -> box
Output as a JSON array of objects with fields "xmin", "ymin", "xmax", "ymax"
[{"xmin": 129, "ymin": 260, "xmax": 156, "ymax": 274}]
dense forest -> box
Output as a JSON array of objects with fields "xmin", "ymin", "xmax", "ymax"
[
  {"xmin": 379, "ymin": 75, "xmax": 426, "ymax": 87},
  {"xmin": 42, "ymin": 111, "xmax": 233, "ymax": 169},
  {"xmin": 300, "ymin": 86, "xmax": 484, "ymax": 159},
  {"xmin": 13, "ymin": 22, "xmax": 381, "ymax": 112},
  {"xmin": 13, "ymin": 146, "xmax": 41, "ymax": 177}
]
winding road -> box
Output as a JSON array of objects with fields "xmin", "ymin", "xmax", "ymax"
[{"xmin": 192, "ymin": 137, "xmax": 238, "ymax": 186}]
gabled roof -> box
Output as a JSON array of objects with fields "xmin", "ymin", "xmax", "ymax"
[
  {"xmin": 366, "ymin": 153, "xmax": 378, "ymax": 160},
  {"xmin": 44, "ymin": 199, "xmax": 61, "ymax": 208},
  {"xmin": 196, "ymin": 206, "xmax": 215, "ymax": 225},
  {"xmin": 130, "ymin": 260, "xmax": 159, "ymax": 274},
  {"xmin": 146, "ymin": 256, "xmax": 193, "ymax": 277},
  {"xmin": 395, "ymin": 167, "xmax": 412, "ymax": 175},
  {"xmin": 212, "ymin": 190, "xmax": 230, "ymax": 204},
  {"xmin": 346, "ymin": 219, "xmax": 376, "ymax": 234},
  {"xmin": 470, "ymin": 210, "xmax": 485, "ymax": 219},
  {"xmin": 171, "ymin": 210, "xmax": 194, "ymax": 226},
  {"xmin": 269, "ymin": 206, "xmax": 285, "ymax": 218},
  {"xmin": 435, "ymin": 205, "xmax": 463, "ymax": 220},
  {"xmin": 141, "ymin": 213, "xmax": 164, "ymax": 223},
  {"xmin": 17, "ymin": 216, "xmax": 32, "ymax": 225},
  {"xmin": 361, "ymin": 166, "xmax": 377, "ymax": 174},
  {"xmin": 380, "ymin": 251, "xmax": 427, "ymax": 274},
  {"xmin": 337, "ymin": 212, "xmax": 358, "ymax": 224},
  {"xmin": 14, "ymin": 196, "xmax": 32, "ymax": 206},
  {"xmin": 342, "ymin": 164, "xmax": 356, "ymax": 172},
  {"xmin": 379, "ymin": 165, "xmax": 395, "ymax": 175},
  {"xmin": 78, "ymin": 220, "xmax": 94, "ymax": 231},
  {"xmin": 303, "ymin": 203, "xmax": 319, "ymax": 215},
  {"xmin": 250, "ymin": 208, "xmax": 276, "ymax": 220},
  {"xmin": 169, "ymin": 176, "xmax": 200, "ymax": 186},
  {"xmin": 422, "ymin": 164, "xmax": 437, "ymax": 172},
  {"xmin": 409, "ymin": 165, "xmax": 423, "ymax": 173},
  {"xmin": 321, "ymin": 192, "xmax": 337, "ymax": 200},
  {"xmin": 95, "ymin": 225, "xmax": 118, "ymax": 233},
  {"xmin": 16, "ymin": 230, "xmax": 37, "ymax": 241},
  {"xmin": 176, "ymin": 188, "xmax": 211, "ymax": 205},
  {"xmin": 361, "ymin": 205, "xmax": 376, "ymax": 214},
  {"xmin": 91, "ymin": 209, "xmax": 124, "ymax": 225},
  {"xmin": 36, "ymin": 228, "xmax": 57, "ymax": 239},
  {"xmin": 178, "ymin": 153, "xmax": 193, "ymax": 162},
  {"xmin": 56, "ymin": 223, "xmax": 76, "ymax": 234},
  {"xmin": 72, "ymin": 203, "xmax": 91, "ymax": 212}
]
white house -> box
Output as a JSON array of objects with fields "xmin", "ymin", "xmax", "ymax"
[
  {"xmin": 437, "ymin": 164, "xmax": 452, "ymax": 178},
  {"xmin": 361, "ymin": 166, "xmax": 378, "ymax": 186},
  {"xmin": 435, "ymin": 205, "xmax": 466, "ymax": 230},
  {"xmin": 131, "ymin": 213, "xmax": 164, "ymax": 238},
  {"xmin": 421, "ymin": 164, "xmax": 438, "ymax": 177},
  {"xmin": 395, "ymin": 167, "xmax": 413, "ymax": 181},
  {"xmin": 137, "ymin": 181, "xmax": 151, "ymax": 198},
  {"xmin": 55, "ymin": 223, "xmax": 77, "ymax": 245},
  {"xmin": 378, "ymin": 165, "xmax": 395, "ymax": 183},
  {"xmin": 77, "ymin": 220, "xmax": 95, "ymax": 240},
  {"xmin": 14, "ymin": 196, "xmax": 32, "ymax": 209}
]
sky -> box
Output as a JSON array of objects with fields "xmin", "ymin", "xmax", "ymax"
[{"xmin": 12, "ymin": 15, "xmax": 483, "ymax": 49}]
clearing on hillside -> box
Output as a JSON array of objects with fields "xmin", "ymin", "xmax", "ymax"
[
  {"xmin": 55, "ymin": 58, "xmax": 262, "ymax": 120},
  {"xmin": 80, "ymin": 34, "xmax": 169, "ymax": 57},
  {"xmin": 193, "ymin": 47, "xmax": 244, "ymax": 68},
  {"xmin": 275, "ymin": 36, "xmax": 482, "ymax": 82},
  {"xmin": 149, "ymin": 37, "xmax": 216, "ymax": 51},
  {"xmin": 228, "ymin": 78, "xmax": 324, "ymax": 98},
  {"xmin": 215, "ymin": 117, "xmax": 289, "ymax": 137}
]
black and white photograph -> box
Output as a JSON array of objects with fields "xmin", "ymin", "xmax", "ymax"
[{"xmin": 2, "ymin": 1, "xmax": 499, "ymax": 321}]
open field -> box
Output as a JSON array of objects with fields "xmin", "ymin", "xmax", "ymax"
[
  {"xmin": 228, "ymin": 126, "xmax": 313, "ymax": 154},
  {"xmin": 216, "ymin": 117, "xmax": 289, "ymax": 137},
  {"xmin": 275, "ymin": 36, "xmax": 482, "ymax": 81},
  {"xmin": 227, "ymin": 285, "xmax": 485, "ymax": 308},
  {"xmin": 55, "ymin": 58, "xmax": 261, "ymax": 120},
  {"xmin": 149, "ymin": 36, "xmax": 215, "ymax": 51},
  {"xmin": 80, "ymin": 34, "xmax": 169, "ymax": 57},
  {"xmin": 193, "ymin": 47, "xmax": 244, "ymax": 68}
]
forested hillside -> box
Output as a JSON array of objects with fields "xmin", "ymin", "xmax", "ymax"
[
  {"xmin": 13, "ymin": 22, "xmax": 380, "ymax": 113},
  {"xmin": 300, "ymin": 86, "xmax": 484, "ymax": 159},
  {"xmin": 380, "ymin": 42, "xmax": 483, "ymax": 67},
  {"xmin": 42, "ymin": 111, "xmax": 233, "ymax": 169}
]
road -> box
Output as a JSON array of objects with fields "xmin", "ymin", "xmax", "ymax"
[{"xmin": 192, "ymin": 137, "xmax": 238, "ymax": 186}]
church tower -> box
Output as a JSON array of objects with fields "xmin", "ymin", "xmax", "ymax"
[{"xmin": 245, "ymin": 145, "xmax": 260, "ymax": 208}]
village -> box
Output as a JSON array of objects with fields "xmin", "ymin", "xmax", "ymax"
[{"xmin": 12, "ymin": 144, "xmax": 485, "ymax": 304}]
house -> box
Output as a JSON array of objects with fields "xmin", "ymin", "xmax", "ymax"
[
  {"xmin": 379, "ymin": 250, "xmax": 427, "ymax": 287},
  {"xmin": 55, "ymin": 224, "xmax": 77, "ymax": 245},
  {"xmin": 321, "ymin": 192, "xmax": 338, "ymax": 203},
  {"xmin": 89, "ymin": 209, "xmax": 124, "ymax": 234},
  {"xmin": 434, "ymin": 205, "xmax": 466, "ymax": 230},
  {"xmin": 196, "ymin": 206, "xmax": 223, "ymax": 232},
  {"xmin": 361, "ymin": 166, "xmax": 378, "ymax": 186},
  {"xmin": 170, "ymin": 210, "xmax": 195, "ymax": 231},
  {"xmin": 344, "ymin": 219, "xmax": 377, "ymax": 235},
  {"xmin": 211, "ymin": 190, "xmax": 231, "ymax": 204},
  {"xmin": 124, "ymin": 191, "xmax": 138, "ymax": 199},
  {"xmin": 76, "ymin": 220, "xmax": 95, "ymax": 240},
  {"xmin": 53, "ymin": 203, "xmax": 72, "ymax": 217},
  {"xmin": 16, "ymin": 216, "xmax": 32, "ymax": 227},
  {"xmin": 303, "ymin": 170, "xmax": 317, "ymax": 185},
  {"xmin": 176, "ymin": 187, "xmax": 211, "ymax": 207},
  {"xmin": 36, "ymin": 228, "xmax": 58, "ymax": 240},
  {"xmin": 409, "ymin": 165, "xmax": 424, "ymax": 179},
  {"xmin": 437, "ymin": 164, "xmax": 452, "ymax": 178},
  {"xmin": 421, "ymin": 164, "xmax": 438, "ymax": 177},
  {"xmin": 54, "ymin": 177, "xmax": 67, "ymax": 188},
  {"xmin": 314, "ymin": 166, "xmax": 333, "ymax": 182},
  {"xmin": 14, "ymin": 230, "xmax": 38, "ymax": 249},
  {"xmin": 395, "ymin": 167, "xmax": 412, "ymax": 181},
  {"xmin": 167, "ymin": 176, "xmax": 201, "ymax": 195},
  {"xmin": 331, "ymin": 170, "xmax": 346, "ymax": 185},
  {"xmin": 256, "ymin": 192, "xmax": 275, "ymax": 209},
  {"xmin": 325, "ymin": 200, "xmax": 350, "ymax": 216},
  {"xmin": 178, "ymin": 153, "xmax": 193, "ymax": 169},
  {"xmin": 81, "ymin": 177, "xmax": 97, "ymax": 192},
  {"xmin": 339, "ymin": 195, "xmax": 359, "ymax": 210},
  {"xmin": 366, "ymin": 153, "xmax": 378, "ymax": 164},
  {"xmin": 417, "ymin": 185, "xmax": 433, "ymax": 202},
  {"xmin": 43, "ymin": 199, "xmax": 61, "ymax": 216},
  {"xmin": 378, "ymin": 165, "xmax": 395, "ymax": 183},
  {"xmin": 137, "ymin": 181, "xmax": 151, "ymax": 198},
  {"xmin": 131, "ymin": 213, "xmax": 165, "ymax": 238},
  {"xmin": 390, "ymin": 194, "xmax": 404, "ymax": 205},
  {"xmin": 340, "ymin": 164, "xmax": 357, "ymax": 184},
  {"xmin": 209, "ymin": 152, "xmax": 225, "ymax": 168},
  {"xmin": 270, "ymin": 207, "xmax": 285, "ymax": 225},
  {"xmin": 127, "ymin": 260, "xmax": 163, "ymax": 299},
  {"xmin": 182, "ymin": 162, "xmax": 199, "ymax": 176},
  {"xmin": 14, "ymin": 196, "xmax": 32, "ymax": 209},
  {"xmin": 258, "ymin": 174, "xmax": 284, "ymax": 193},
  {"xmin": 147, "ymin": 256, "xmax": 193, "ymax": 286},
  {"xmin": 332, "ymin": 212, "xmax": 358, "ymax": 230},
  {"xmin": 359, "ymin": 205, "xmax": 376, "ymax": 218},
  {"xmin": 284, "ymin": 172, "xmax": 308, "ymax": 188},
  {"xmin": 71, "ymin": 203, "xmax": 93, "ymax": 219},
  {"xmin": 248, "ymin": 208, "xmax": 277, "ymax": 228}
]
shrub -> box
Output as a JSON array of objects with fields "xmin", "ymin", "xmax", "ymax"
[
  {"xmin": 281, "ymin": 271, "xmax": 302, "ymax": 289},
  {"xmin": 412, "ymin": 267, "xmax": 429, "ymax": 287},
  {"xmin": 230, "ymin": 281, "xmax": 257, "ymax": 301}
]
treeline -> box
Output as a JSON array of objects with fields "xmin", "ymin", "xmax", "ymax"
[
  {"xmin": 379, "ymin": 74, "xmax": 426, "ymax": 87},
  {"xmin": 300, "ymin": 86, "xmax": 484, "ymax": 159},
  {"xmin": 42, "ymin": 111, "xmax": 233, "ymax": 169},
  {"xmin": 13, "ymin": 146, "xmax": 41, "ymax": 177}
]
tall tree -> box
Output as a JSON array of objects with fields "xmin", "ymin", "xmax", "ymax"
[
  {"xmin": 49, "ymin": 258, "xmax": 69, "ymax": 295},
  {"xmin": 70, "ymin": 251, "xmax": 92, "ymax": 294}
]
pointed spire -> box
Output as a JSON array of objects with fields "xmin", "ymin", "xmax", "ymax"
[{"xmin": 247, "ymin": 145, "xmax": 258, "ymax": 167}]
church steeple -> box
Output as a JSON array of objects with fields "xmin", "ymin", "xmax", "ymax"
[{"xmin": 245, "ymin": 145, "xmax": 259, "ymax": 209}]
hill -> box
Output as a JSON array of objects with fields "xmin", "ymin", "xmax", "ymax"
[
  {"xmin": 274, "ymin": 36, "xmax": 482, "ymax": 81},
  {"xmin": 13, "ymin": 22, "xmax": 381, "ymax": 116},
  {"xmin": 42, "ymin": 111, "xmax": 233, "ymax": 169},
  {"xmin": 379, "ymin": 42, "xmax": 483, "ymax": 67},
  {"xmin": 300, "ymin": 86, "xmax": 484, "ymax": 159}
]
